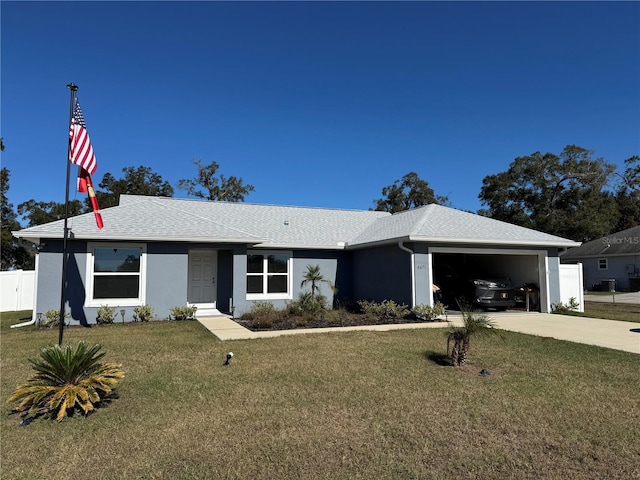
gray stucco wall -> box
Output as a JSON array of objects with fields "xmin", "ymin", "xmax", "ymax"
[
  {"xmin": 145, "ymin": 243, "xmax": 189, "ymax": 319},
  {"xmin": 230, "ymin": 249, "xmax": 343, "ymax": 317},
  {"xmin": 37, "ymin": 242, "xmax": 349, "ymax": 321},
  {"xmin": 145, "ymin": 243, "xmax": 247, "ymax": 319},
  {"xmin": 34, "ymin": 237, "xmax": 568, "ymax": 322},
  {"xmin": 35, "ymin": 241, "xmax": 216, "ymax": 324},
  {"xmin": 293, "ymin": 253, "xmax": 338, "ymax": 304},
  {"xmin": 231, "ymin": 246, "xmax": 248, "ymax": 316},
  {"xmin": 351, "ymin": 245, "xmax": 411, "ymax": 306},
  {"xmin": 34, "ymin": 240, "xmax": 80, "ymax": 320},
  {"xmin": 413, "ymin": 251, "xmax": 433, "ymax": 307}
]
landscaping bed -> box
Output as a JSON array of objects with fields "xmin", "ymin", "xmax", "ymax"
[
  {"xmin": 237, "ymin": 309, "xmax": 447, "ymax": 331},
  {"xmin": 237, "ymin": 299, "xmax": 448, "ymax": 331}
]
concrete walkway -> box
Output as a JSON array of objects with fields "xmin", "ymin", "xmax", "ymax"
[{"xmin": 197, "ymin": 312, "xmax": 640, "ymax": 354}]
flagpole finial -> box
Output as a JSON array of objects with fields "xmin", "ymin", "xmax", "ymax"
[{"xmin": 67, "ymin": 83, "xmax": 78, "ymax": 92}]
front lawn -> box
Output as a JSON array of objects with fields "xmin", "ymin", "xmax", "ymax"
[
  {"xmin": 1, "ymin": 312, "xmax": 638, "ymax": 479},
  {"xmin": 582, "ymin": 301, "xmax": 640, "ymax": 323}
]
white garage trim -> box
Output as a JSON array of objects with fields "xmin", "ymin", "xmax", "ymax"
[{"xmin": 427, "ymin": 246, "xmax": 551, "ymax": 313}]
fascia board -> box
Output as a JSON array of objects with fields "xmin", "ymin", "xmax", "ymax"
[
  {"xmin": 345, "ymin": 237, "xmax": 409, "ymax": 249},
  {"xmin": 10, "ymin": 233, "xmax": 40, "ymax": 245},
  {"xmin": 346, "ymin": 235, "xmax": 580, "ymax": 249},
  {"xmin": 561, "ymin": 252, "xmax": 640, "ymax": 259},
  {"xmin": 15, "ymin": 230, "xmax": 346, "ymax": 249},
  {"xmin": 408, "ymin": 235, "xmax": 581, "ymax": 248},
  {"xmin": 252, "ymin": 242, "xmax": 346, "ymax": 250},
  {"xmin": 12, "ymin": 230, "xmax": 262, "ymax": 244}
]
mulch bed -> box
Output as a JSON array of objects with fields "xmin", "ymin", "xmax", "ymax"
[{"xmin": 236, "ymin": 312, "xmax": 447, "ymax": 332}]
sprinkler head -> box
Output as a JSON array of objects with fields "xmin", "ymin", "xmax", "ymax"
[{"xmin": 223, "ymin": 352, "xmax": 234, "ymax": 366}]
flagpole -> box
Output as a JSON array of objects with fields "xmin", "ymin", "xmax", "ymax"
[{"xmin": 58, "ymin": 83, "xmax": 78, "ymax": 345}]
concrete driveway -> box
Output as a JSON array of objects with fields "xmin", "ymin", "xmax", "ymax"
[
  {"xmin": 474, "ymin": 312, "xmax": 640, "ymax": 354},
  {"xmin": 584, "ymin": 291, "xmax": 640, "ymax": 305},
  {"xmin": 199, "ymin": 311, "xmax": 640, "ymax": 354}
]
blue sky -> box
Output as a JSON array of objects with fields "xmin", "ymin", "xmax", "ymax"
[{"xmin": 2, "ymin": 1, "xmax": 639, "ymax": 222}]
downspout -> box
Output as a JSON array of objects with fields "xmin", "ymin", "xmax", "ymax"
[
  {"xmin": 11, "ymin": 241, "xmax": 41, "ymax": 329},
  {"xmin": 398, "ymin": 240, "xmax": 416, "ymax": 307},
  {"xmin": 11, "ymin": 317, "xmax": 37, "ymax": 329}
]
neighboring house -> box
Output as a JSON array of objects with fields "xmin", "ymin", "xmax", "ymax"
[
  {"xmin": 561, "ymin": 226, "xmax": 640, "ymax": 292},
  {"xmin": 12, "ymin": 195, "xmax": 579, "ymax": 324}
]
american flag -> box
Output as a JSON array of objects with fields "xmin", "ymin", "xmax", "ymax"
[{"xmin": 69, "ymin": 99, "xmax": 97, "ymax": 175}]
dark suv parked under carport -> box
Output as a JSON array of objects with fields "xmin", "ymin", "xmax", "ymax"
[
  {"xmin": 435, "ymin": 263, "xmax": 516, "ymax": 311},
  {"xmin": 465, "ymin": 277, "xmax": 516, "ymax": 311}
]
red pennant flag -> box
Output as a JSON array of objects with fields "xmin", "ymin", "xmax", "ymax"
[{"xmin": 78, "ymin": 167, "xmax": 104, "ymax": 229}]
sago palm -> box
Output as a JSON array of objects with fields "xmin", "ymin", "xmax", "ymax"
[
  {"xmin": 7, "ymin": 341, "xmax": 125, "ymax": 422},
  {"xmin": 447, "ymin": 310, "xmax": 498, "ymax": 367}
]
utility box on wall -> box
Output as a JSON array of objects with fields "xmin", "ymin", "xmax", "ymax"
[{"xmin": 601, "ymin": 279, "xmax": 616, "ymax": 292}]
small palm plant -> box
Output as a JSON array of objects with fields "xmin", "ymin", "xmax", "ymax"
[
  {"xmin": 7, "ymin": 341, "xmax": 125, "ymax": 422},
  {"xmin": 300, "ymin": 264, "xmax": 336, "ymax": 314},
  {"xmin": 447, "ymin": 309, "xmax": 498, "ymax": 367},
  {"xmin": 300, "ymin": 264, "xmax": 334, "ymax": 301}
]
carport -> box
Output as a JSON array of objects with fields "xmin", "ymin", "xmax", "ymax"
[
  {"xmin": 430, "ymin": 247, "xmax": 546, "ymax": 311},
  {"xmin": 342, "ymin": 203, "xmax": 580, "ymax": 314}
]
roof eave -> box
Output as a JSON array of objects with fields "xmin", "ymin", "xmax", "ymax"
[
  {"xmin": 13, "ymin": 231, "xmax": 262, "ymax": 244},
  {"xmin": 346, "ymin": 235, "xmax": 580, "ymax": 249},
  {"xmin": 408, "ymin": 235, "xmax": 581, "ymax": 248},
  {"xmin": 561, "ymin": 251, "xmax": 640, "ymax": 259},
  {"xmin": 11, "ymin": 231, "xmax": 41, "ymax": 245},
  {"xmin": 252, "ymin": 242, "xmax": 347, "ymax": 250}
]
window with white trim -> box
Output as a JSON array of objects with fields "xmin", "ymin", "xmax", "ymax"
[
  {"xmin": 246, "ymin": 251, "xmax": 291, "ymax": 299},
  {"xmin": 87, "ymin": 243, "xmax": 146, "ymax": 306},
  {"xmin": 598, "ymin": 258, "xmax": 608, "ymax": 270}
]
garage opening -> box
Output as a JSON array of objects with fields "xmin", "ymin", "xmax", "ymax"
[{"xmin": 432, "ymin": 252, "xmax": 542, "ymax": 312}]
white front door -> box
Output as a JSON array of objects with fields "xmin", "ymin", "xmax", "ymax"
[{"xmin": 188, "ymin": 250, "xmax": 217, "ymax": 307}]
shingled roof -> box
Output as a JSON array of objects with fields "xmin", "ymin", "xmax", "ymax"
[
  {"xmin": 561, "ymin": 225, "xmax": 640, "ymax": 259},
  {"xmin": 13, "ymin": 195, "xmax": 388, "ymax": 250},
  {"xmin": 13, "ymin": 195, "xmax": 579, "ymax": 250},
  {"xmin": 347, "ymin": 203, "xmax": 580, "ymax": 248}
]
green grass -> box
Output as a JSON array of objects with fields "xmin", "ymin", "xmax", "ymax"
[
  {"xmin": 580, "ymin": 301, "xmax": 640, "ymax": 322},
  {"xmin": 2, "ymin": 310, "xmax": 639, "ymax": 479}
]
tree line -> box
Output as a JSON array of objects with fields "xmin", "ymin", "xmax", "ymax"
[{"xmin": 2, "ymin": 145, "xmax": 638, "ymax": 270}]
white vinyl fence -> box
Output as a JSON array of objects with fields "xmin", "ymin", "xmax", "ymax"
[
  {"xmin": 0, "ymin": 270, "xmax": 36, "ymax": 312},
  {"xmin": 558, "ymin": 263, "xmax": 584, "ymax": 312}
]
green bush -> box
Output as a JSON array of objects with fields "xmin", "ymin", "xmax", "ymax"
[
  {"xmin": 551, "ymin": 297, "xmax": 580, "ymax": 314},
  {"xmin": 40, "ymin": 309, "xmax": 69, "ymax": 328},
  {"xmin": 249, "ymin": 301, "xmax": 277, "ymax": 317},
  {"xmin": 284, "ymin": 299, "xmax": 304, "ymax": 317},
  {"xmin": 412, "ymin": 302, "xmax": 446, "ymax": 321},
  {"xmin": 170, "ymin": 305, "xmax": 197, "ymax": 321},
  {"xmin": 357, "ymin": 299, "xmax": 410, "ymax": 319},
  {"xmin": 133, "ymin": 304, "xmax": 154, "ymax": 322},
  {"xmin": 296, "ymin": 292, "xmax": 328, "ymax": 313},
  {"xmin": 96, "ymin": 305, "xmax": 116, "ymax": 325}
]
